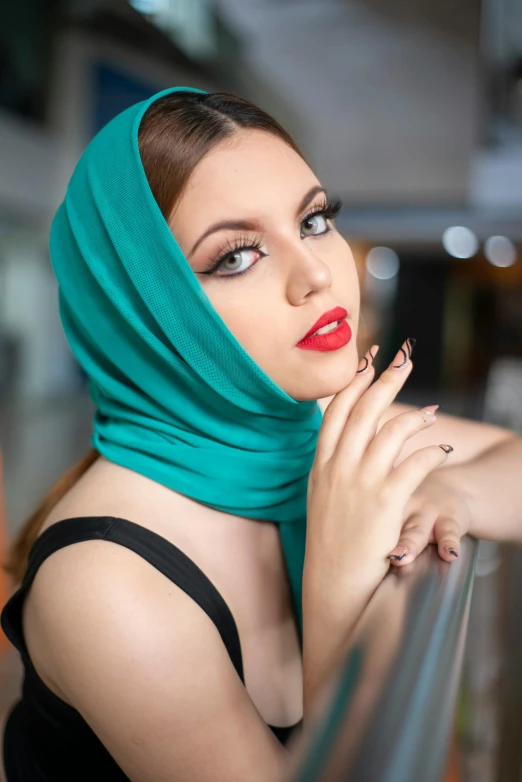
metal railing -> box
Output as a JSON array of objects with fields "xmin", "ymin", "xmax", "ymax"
[{"xmin": 290, "ymin": 537, "xmax": 478, "ymax": 782}]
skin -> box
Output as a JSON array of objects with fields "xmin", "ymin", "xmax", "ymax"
[
  {"xmin": 170, "ymin": 129, "xmax": 361, "ymax": 402},
  {"xmin": 19, "ymin": 128, "xmax": 521, "ymax": 782},
  {"xmin": 170, "ymin": 127, "xmax": 518, "ymax": 561}
]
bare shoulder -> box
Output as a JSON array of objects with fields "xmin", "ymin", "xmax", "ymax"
[{"xmin": 24, "ymin": 539, "xmax": 285, "ymax": 781}]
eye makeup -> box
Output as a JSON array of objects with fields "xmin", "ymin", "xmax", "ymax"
[{"xmin": 196, "ymin": 193, "xmax": 343, "ymax": 282}]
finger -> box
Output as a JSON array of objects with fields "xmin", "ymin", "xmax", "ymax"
[
  {"xmin": 387, "ymin": 508, "xmax": 438, "ymax": 566},
  {"xmin": 336, "ymin": 337, "xmax": 416, "ymax": 465},
  {"xmin": 361, "ymin": 405, "xmax": 439, "ymax": 481},
  {"xmin": 433, "ymin": 516, "xmax": 462, "ymax": 561},
  {"xmin": 314, "ymin": 345, "xmax": 379, "ymax": 465},
  {"xmin": 404, "ymin": 497, "xmax": 437, "ymax": 543},
  {"xmin": 385, "ymin": 443, "xmax": 454, "ymax": 501}
]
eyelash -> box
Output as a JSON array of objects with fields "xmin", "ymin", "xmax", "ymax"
[{"xmin": 201, "ymin": 194, "xmax": 343, "ymax": 281}]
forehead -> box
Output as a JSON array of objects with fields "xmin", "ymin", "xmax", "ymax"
[{"xmin": 171, "ymin": 130, "xmax": 318, "ymax": 230}]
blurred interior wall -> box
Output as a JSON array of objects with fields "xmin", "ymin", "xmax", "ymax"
[
  {"xmin": 0, "ymin": 21, "xmax": 221, "ymax": 403},
  {"xmin": 312, "ymin": 0, "xmax": 481, "ymax": 203},
  {"xmin": 0, "ymin": 26, "xmax": 218, "ymax": 229},
  {"xmin": 216, "ymin": 0, "xmax": 481, "ymax": 204},
  {"xmin": 0, "ymin": 114, "xmax": 57, "ymax": 223},
  {"xmin": 47, "ymin": 27, "xmax": 218, "ymax": 219},
  {"xmin": 0, "ymin": 233, "xmax": 79, "ymax": 400}
]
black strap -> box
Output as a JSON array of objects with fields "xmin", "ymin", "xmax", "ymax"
[{"xmin": 24, "ymin": 516, "xmax": 245, "ymax": 683}]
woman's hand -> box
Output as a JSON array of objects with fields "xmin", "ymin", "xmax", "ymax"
[
  {"xmin": 388, "ymin": 472, "xmax": 473, "ymax": 566},
  {"xmin": 302, "ymin": 337, "xmax": 455, "ymax": 711},
  {"xmin": 305, "ymin": 338, "xmax": 453, "ymax": 594}
]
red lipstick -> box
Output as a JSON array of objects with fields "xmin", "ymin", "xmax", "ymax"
[{"xmin": 296, "ymin": 306, "xmax": 352, "ymax": 352}]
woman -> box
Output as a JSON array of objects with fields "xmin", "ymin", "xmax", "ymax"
[{"xmin": 2, "ymin": 86, "xmax": 521, "ymax": 781}]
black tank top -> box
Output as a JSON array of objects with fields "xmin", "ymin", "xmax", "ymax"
[{"xmin": 1, "ymin": 517, "xmax": 302, "ymax": 781}]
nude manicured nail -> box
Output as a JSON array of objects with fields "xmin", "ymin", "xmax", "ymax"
[
  {"xmin": 421, "ymin": 405, "xmax": 439, "ymax": 415},
  {"xmin": 391, "ymin": 338, "xmax": 416, "ymax": 370},
  {"xmin": 387, "ymin": 546, "xmax": 409, "ymax": 562},
  {"xmin": 356, "ymin": 344, "xmax": 380, "ymax": 374}
]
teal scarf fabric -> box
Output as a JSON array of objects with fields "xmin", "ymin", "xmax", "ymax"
[{"xmin": 49, "ymin": 86, "xmax": 323, "ymax": 636}]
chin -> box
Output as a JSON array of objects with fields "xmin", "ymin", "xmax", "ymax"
[
  {"xmin": 276, "ymin": 348, "xmax": 359, "ymax": 401},
  {"xmin": 291, "ymin": 378, "xmax": 354, "ymax": 404}
]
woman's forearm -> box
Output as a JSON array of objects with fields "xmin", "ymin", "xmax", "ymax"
[
  {"xmin": 301, "ymin": 562, "xmax": 388, "ymax": 717},
  {"xmin": 439, "ymin": 434, "xmax": 522, "ymax": 544}
]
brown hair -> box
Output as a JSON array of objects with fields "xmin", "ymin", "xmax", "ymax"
[{"xmin": 4, "ymin": 90, "xmax": 305, "ymax": 583}]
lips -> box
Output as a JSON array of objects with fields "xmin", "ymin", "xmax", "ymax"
[{"xmin": 298, "ymin": 306, "xmax": 349, "ymax": 344}]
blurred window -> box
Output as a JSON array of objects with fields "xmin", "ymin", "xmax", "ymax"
[
  {"xmin": 129, "ymin": 0, "xmax": 217, "ymax": 60},
  {"xmin": 0, "ymin": 1, "xmax": 56, "ymax": 124},
  {"xmin": 91, "ymin": 61, "xmax": 160, "ymax": 135}
]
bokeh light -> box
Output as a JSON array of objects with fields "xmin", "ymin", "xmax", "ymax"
[
  {"xmin": 365, "ymin": 247, "xmax": 400, "ymax": 280},
  {"xmin": 484, "ymin": 236, "xmax": 517, "ymax": 268},
  {"xmin": 442, "ymin": 226, "xmax": 479, "ymax": 259}
]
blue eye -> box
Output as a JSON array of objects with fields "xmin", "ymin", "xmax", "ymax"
[
  {"xmin": 301, "ymin": 213, "xmax": 329, "ymax": 237},
  {"xmin": 215, "ymin": 247, "xmax": 263, "ymax": 278},
  {"xmin": 199, "ymin": 193, "xmax": 342, "ymax": 282},
  {"xmin": 198, "ymin": 234, "xmax": 267, "ymax": 281}
]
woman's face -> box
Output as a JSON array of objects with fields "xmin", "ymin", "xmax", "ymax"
[{"xmin": 169, "ymin": 129, "xmax": 361, "ymax": 401}]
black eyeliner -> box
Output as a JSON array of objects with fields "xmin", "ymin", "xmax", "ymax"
[
  {"xmin": 198, "ymin": 233, "xmax": 265, "ymax": 276},
  {"xmin": 199, "ymin": 193, "xmax": 343, "ymax": 279},
  {"xmin": 302, "ymin": 194, "xmax": 342, "ymax": 226}
]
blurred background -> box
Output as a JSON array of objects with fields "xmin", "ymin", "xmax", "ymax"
[{"xmin": 1, "ymin": 0, "xmax": 522, "ymax": 780}]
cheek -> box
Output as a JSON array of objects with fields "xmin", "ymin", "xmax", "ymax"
[
  {"xmin": 331, "ymin": 237, "xmax": 358, "ymax": 275},
  {"xmin": 198, "ymin": 239, "xmax": 360, "ymax": 356},
  {"xmin": 204, "ymin": 289, "xmax": 268, "ymax": 343},
  {"xmin": 209, "ymin": 291, "xmax": 286, "ymax": 371},
  {"xmin": 327, "ymin": 239, "xmax": 360, "ymax": 299}
]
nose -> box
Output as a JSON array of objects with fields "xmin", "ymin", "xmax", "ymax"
[{"xmin": 284, "ymin": 238, "xmax": 333, "ymax": 304}]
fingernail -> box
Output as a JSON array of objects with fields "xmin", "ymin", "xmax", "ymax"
[
  {"xmin": 439, "ymin": 444, "xmax": 454, "ymax": 453},
  {"xmin": 391, "ymin": 338, "xmax": 416, "ymax": 370},
  {"xmin": 387, "ymin": 546, "xmax": 409, "ymax": 562},
  {"xmin": 356, "ymin": 344, "xmax": 380, "ymax": 374},
  {"xmin": 447, "ymin": 548, "xmax": 459, "ymax": 558},
  {"xmin": 421, "ymin": 405, "xmax": 439, "ymax": 415}
]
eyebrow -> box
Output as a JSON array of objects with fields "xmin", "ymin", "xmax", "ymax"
[{"xmin": 187, "ymin": 184, "xmax": 326, "ymax": 259}]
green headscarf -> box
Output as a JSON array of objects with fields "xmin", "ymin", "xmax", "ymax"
[{"xmin": 49, "ymin": 86, "xmax": 323, "ymax": 636}]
